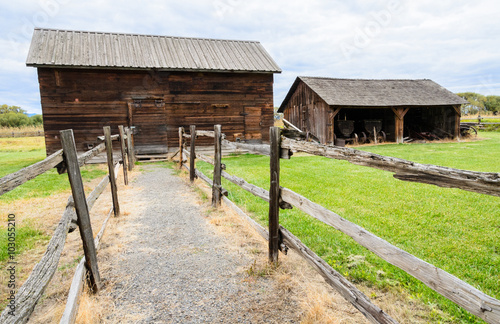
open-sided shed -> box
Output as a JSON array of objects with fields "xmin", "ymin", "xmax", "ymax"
[
  {"xmin": 26, "ymin": 28, "xmax": 281, "ymax": 155},
  {"xmin": 278, "ymin": 77, "xmax": 467, "ymax": 144}
]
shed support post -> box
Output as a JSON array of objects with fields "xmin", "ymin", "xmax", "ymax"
[
  {"xmin": 269, "ymin": 127, "xmax": 281, "ymax": 265},
  {"xmin": 189, "ymin": 125, "xmax": 196, "ymax": 182},
  {"xmin": 104, "ymin": 126, "xmax": 120, "ymax": 217},
  {"xmin": 60, "ymin": 129, "xmax": 101, "ymax": 292},
  {"xmin": 118, "ymin": 125, "xmax": 129, "ymax": 185},
  {"xmin": 179, "ymin": 127, "xmax": 184, "ymax": 169},
  {"xmin": 392, "ymin": 108, "xmax": 410, "ymax": 144},
  {"xmin": 453, "ymin": 105, "xmax": 461, "ymax": 140},
  {"xmin": 328, "ymin": 108, "xmax": 341, "ymax": 145},
  {"xmin": 212, "ymin": 125, "xmax": 222, "ymax": 208}
]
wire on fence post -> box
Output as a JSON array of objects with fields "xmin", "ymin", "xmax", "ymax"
[
  {"xmin": 104, "ymin": 126, "xmax": 120, "ymax": 217},
  {"xmin": 126, "ymin": 127, "xmax": 134, "ymax": 171},
  {"xmin": 118, "ymin": 125, "xmax": 129, "ymax": 185},
  {"xmin": 190, "ymin": 125, "xmax": 196, "ymax": 182},
  {"xmin": 179, "ymin": 127, "xmax": 184, "ymax": 169},
  {"xmin": 269, "ymin": 126, "xmax": 281, "ymax": 265},
  {"xmin": 60, "ymin": 129, "xmax": 102, "ymax": 292},
  {"xmin": 212, "ymin": 124, "xmax": 222, "ymax": 207}
]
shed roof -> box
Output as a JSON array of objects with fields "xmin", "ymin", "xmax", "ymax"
[
  {"xmin": 278, "ymin": 77, "xmax": 467, "ymax": 112},
  {"xmin": 26, "ymin": 28, "xmax": 281, "ymax": 73}
]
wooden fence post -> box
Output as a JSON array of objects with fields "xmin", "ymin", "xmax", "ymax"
[
  {"xmin": 118, "ymin": 125, "xmax": 129, "ymax": 185},
  {"xmin": 269, "ymin": 126, "xmax": 281, "ymax": 264},
  {"xmin": 179, "ymin": 127, "xmax": 184, "ymax": 169},
  {"xmin": 212, "ymin": 125, "xmax": 222, "ymax": 207},
  {"xmin": 104, "ymin": 126, "xmax": 120, "ymax": 217},
  {"xmin": 60, "ymin": 129, "xmax": 101, "ymax": 292},
  {"xmin": 190, "ymin": 125, "xmax": 196, "ymax": 182},
  {"xmin": 126, "ymin": 127, "xmax": 134, "ymax": 171}
]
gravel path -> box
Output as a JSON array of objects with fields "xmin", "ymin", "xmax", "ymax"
[{"xmin": 105, "ymin": 164, "xmax": 300, "ymax": 323}]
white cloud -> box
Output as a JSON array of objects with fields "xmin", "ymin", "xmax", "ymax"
[{"xmin": 0, "ymin": 0, "xmax": 499, "ymax": 113}]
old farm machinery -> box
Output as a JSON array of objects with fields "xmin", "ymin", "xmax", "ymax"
[{"xmin": 335, "ymin": 119, "xmax": 386, "ymax": 145}]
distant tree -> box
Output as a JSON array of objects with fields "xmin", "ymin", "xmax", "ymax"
[
  {"xmin": 457, "ymin": 92, "xmax": 485, "ymax": 115},
  {"xmin": 484, "ymin": 95, "xmax": 500, "ymax": 114},
  {"xmin": 0, "ymin": 104, "xmax": 42, "ymax": 128},
  {"xmin": 0, "ymin": 112, "xmax": 30, "ymax": 127},
  {"xmin": 0, "ymin": 104, "xmax": 26, "ymax": 115}
]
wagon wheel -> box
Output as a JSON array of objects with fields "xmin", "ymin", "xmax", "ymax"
[
  {"xmin": 378, "ymin": 131, "xmax": 386, "ymax": 143},
  {"xmin": 460, "ymin": 125, "xmax": 478, "ymax": 137},
  {"xmin": 353, "ymin": 133, "xmax": 359, "ymax": 145},
  {"xmin": 361, "ymin": 132, "xmax": 368, "ymax": 144}
]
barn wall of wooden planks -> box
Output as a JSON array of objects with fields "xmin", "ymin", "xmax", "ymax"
[{"xmin": 38, "ymin": 68, "xmax": 274, "ymax": 155}]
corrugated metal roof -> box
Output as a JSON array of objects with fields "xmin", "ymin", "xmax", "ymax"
[
  {"xmin": 26, "ymin": 28, "xmax": 281, "ymax": 73},
  {"xmin": 279, "ymin": 77, "xmax": 467, "ymax": 111}
]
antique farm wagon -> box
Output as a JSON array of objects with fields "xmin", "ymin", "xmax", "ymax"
[
  {"xmin": 26, "ymin": 28, "xmax": 281, "ymax": 155},
  {"xmin": 278, "ymin": 77, "xmax": 467, "ymax": 145}
]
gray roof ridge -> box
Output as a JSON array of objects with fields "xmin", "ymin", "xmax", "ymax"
[{"xmin": 32, "ymin": 27, "xmax": 262, "ymax": 44}]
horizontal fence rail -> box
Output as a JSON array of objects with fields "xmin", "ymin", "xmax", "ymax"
[
  {"xmin": 180, "ymin": 124, "xmax": 500, "ymax": 324},
  {"xmin": 281, "ymin": 138, "xmax": 500, "ymax": 197}
]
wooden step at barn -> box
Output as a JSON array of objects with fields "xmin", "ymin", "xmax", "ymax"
[{"xmin": 136, "ymin": 153, "xmax": 170, "ymax": 162}]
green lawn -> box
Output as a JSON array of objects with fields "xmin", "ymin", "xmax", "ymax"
[
  {"xmin": 0, "ymin": 137, "xmax": 107, "ymax": 202},
  {"xmin": 0, "ymin": 137, "xmax": 107, "ymax": 262},
  {"xmin": 197, "ymin": 132, "xmax": 500, "ymax": 323}
]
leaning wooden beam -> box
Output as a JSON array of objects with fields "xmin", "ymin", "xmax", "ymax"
[
  {"xmin": 280, "ymin": 187, "xmax": 500, "ymax": 323},
  {"xmin": 221, "ymin": 170, "xmax": 270, "ymax": 202},
  {"xmin": 281, "ymin": 138, "xmax": 500, "ymax": 197},
  {"xmin": 280, "ymin": 226, "xmax": 398, "ymax": 324},
  {"xmin": 0, "ymin": 149, "xmax": 63, "ymax": 196},
  {"xmin": 283, "ymin": 118, "xmax": 302, "ymax": 132},
  {"xmin": 222, "ymin": 139, "xmax": 271, "ymax": 156}
]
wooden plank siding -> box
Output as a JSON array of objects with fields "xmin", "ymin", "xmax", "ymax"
[
  {"xmin": 282, "ymin": 82, "xmax": 332, "ymax": 144},
  {"xmin": 38, "ymin": 68, "xmax": 274, "ymax": 155}
]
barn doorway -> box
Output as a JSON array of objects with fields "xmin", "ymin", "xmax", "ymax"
[{"xmin": 130, "ymin": 99, "xmax": 168, "ymax": 154}]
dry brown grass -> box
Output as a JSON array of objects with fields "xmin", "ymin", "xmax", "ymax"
[
  {"xmin": 0, "ymin": 164, "xmax": 138, "ymax": 323},
  {"xmin": 0, "ymin": 126, "xmax": 44, "ymax": 138}
]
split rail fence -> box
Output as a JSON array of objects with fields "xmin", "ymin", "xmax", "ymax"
[
  {"xmin": 0, "ymin": 125, "xmax": 135, "ymax": 324},
  {"xmin": 179, "ymin": 124, "xmax": 500, "ymax": 324}
]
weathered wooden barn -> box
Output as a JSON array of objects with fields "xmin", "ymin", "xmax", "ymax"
[
  {"xmin": 26, "ymin": 28, "xmax": 281, "ymax": 155},
  {"xmin": 278, "ymin": 77, "xmax": 467, "ymax": 144}
]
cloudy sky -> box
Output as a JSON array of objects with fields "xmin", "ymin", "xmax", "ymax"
[{"xmin": 1, "ymin": 0, "xmax": 499, "ymax": 114}]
